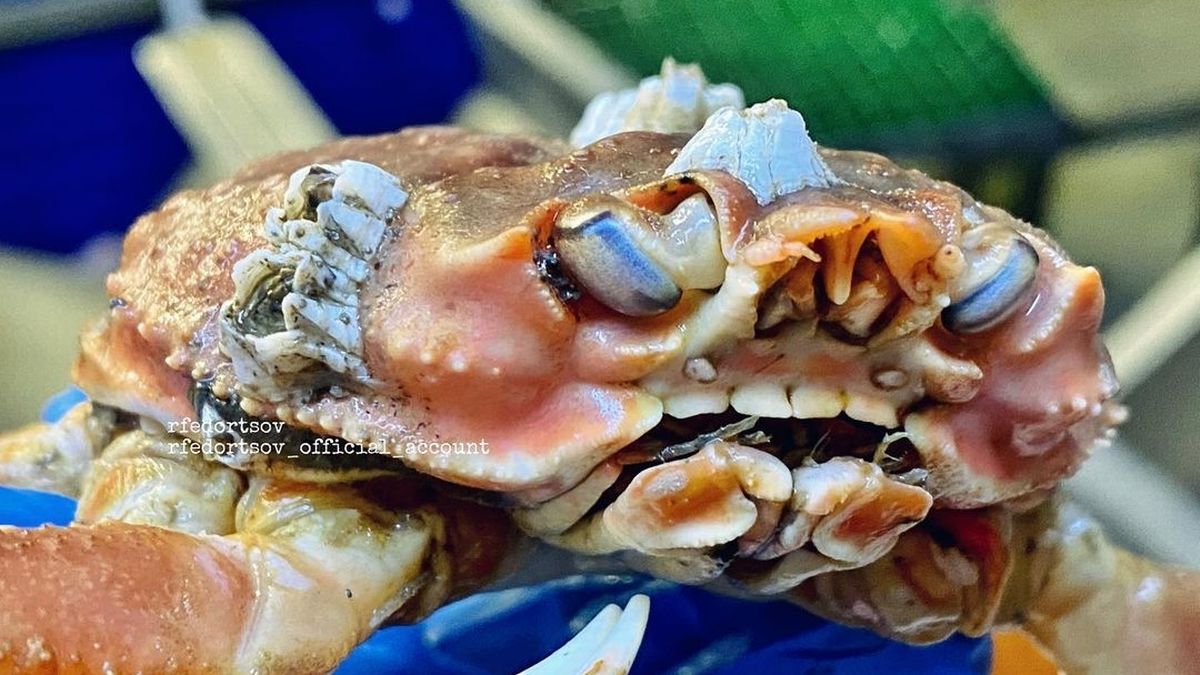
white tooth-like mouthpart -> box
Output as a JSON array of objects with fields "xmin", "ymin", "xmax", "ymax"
[
  {"xmin": 789, "ymin": 386, "xmax": 844, "ymax": 419},
  {"xmin": 521, "ymin": 595, "xmax": 650, "ymax": 675},
  {"xmin": 661, "ymin": 389, "xmax": 730, "ymax": 418},
  {"xmin": 521, "ymin": 603, "xmax": 622, "ymax": 675},
  {"xmin": 730, "ymin": 382, "xmax": 792, "ymax": 418},
  {"xmin": 665, "ymin": 99, "xmax": 835, "ymax": 205},
  {"xmin": 221, "ymin": 159, "xmax": 405, "ymax": 402},
  {"xmin": 570, "ymin": 58, "xmax": 745, "ymax": 147},
  {"xmin": 843, "ymin": 396, "xmax": 900, "ymax": 428}
]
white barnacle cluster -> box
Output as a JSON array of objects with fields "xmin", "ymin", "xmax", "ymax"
[
  {"xmin": 571, "ymin": 60, "xmax": 834, "ymax": 205},
  {"xmin": 220, "ymin": 160, "xmax": 408, "ymax": 401},
  {"xmin": 665, "ymin": 99, "xmax": 836, "ymax": 204},
  {"xmin": 569, "ymin": 58, "xmax": 745, "ymax": 147}
]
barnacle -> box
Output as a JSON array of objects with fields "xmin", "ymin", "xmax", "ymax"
[
  {"xmin": 220, "ymin": 160, "xmax": 407, "ymax": 401},
  {"xmin": 570, "ymin": 57, "xmax": 744, "ymax": 147}
]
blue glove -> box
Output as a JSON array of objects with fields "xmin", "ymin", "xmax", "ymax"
[
  {"xmin": 0, "ymin": 388, "xmax": 85, "ymax": 527},
  {"xmin": 0, "ymin": 393, "xmax": 990, "ymax": 674},
  {"xmin": 338, "ymin": 577, "xmax": 990, "ymax": 674}
]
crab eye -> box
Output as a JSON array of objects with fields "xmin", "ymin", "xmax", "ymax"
[
  {"xmin": 942, "ymin": 233, "xmax": 1039, "ymax": 334},
  {"xmin": 555, "ymin": 203, "xmax": 682, "ymax": 316}
]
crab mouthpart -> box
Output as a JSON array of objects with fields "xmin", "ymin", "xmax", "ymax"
[{"xmin": 538, "ymin": 409, "xmax": 935, "ymax": 587}]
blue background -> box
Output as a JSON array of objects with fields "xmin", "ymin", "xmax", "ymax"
[{"xmin": 0, "ymin": 0, "xmax": 480, "ymax": 254}]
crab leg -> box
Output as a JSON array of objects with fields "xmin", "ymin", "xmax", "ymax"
[
  {"xmin": 0, "ymin": 402, "xmax": 113, "ymax": 497},
  {"xmin": 0, "ymin": 430, "xmax": 515, "ymax": 673},
  {"xmin": 1013, "ymin": 502, "xmax": 1200, "ymax": 675},
  {"xmin": 0, "ymin": 493, "xmax": 504, "ymax": 673},
  {"xmin": 783, "ymin": 497, "xmax": 1200, "ymax": 674}
]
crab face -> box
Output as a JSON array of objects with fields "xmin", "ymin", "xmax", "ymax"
[
  {"xmin": 85, "ymin": 65, "xmax": 1118, "ymax": 521},
  {"xmin": 211, "ymin": 119, "xmax": 1108, "ymax": 514},
  {"xmin": 206, "ymin": 109, "xmax": 1117, "ymax": 516}
]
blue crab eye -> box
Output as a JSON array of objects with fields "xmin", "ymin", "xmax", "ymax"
[
  {"xmin": 942, "ymin": 236, "xmax": 1039, "ymax": 334},
  {"xmin": 554, "ymin": 206, "xmax": 682, "ymax": 317}
]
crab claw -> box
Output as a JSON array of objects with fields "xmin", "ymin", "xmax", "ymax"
[{"xmin": 521, "ymin": 594, "xmax": 651, "ymax": 675}]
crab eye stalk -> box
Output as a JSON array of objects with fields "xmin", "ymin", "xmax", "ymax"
[
  {"xmin": 552, "ymin": 194, "xmax": 726, "ymax": 317},
  {"xmin": 653, "ymin": 193, "xmax": 726, "ymax": 290},
  {"xmin": 942, "ymin": 231, "xmax": 1039, "ymax": 334},
  {"xmin": 555, "ymin": 203, "xmax": 682, "ymax": 316}
]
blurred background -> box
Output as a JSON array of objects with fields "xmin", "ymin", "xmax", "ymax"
[{"xmin": 0, "ymin": 0, "xmax": 1198, "ymax": 564}]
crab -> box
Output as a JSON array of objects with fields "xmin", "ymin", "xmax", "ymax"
[{"xmin": 0, "ymin": 60, "xmax": 1195, "ymax": 674}]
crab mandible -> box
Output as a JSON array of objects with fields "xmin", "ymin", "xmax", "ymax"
[{"xmin": 0, "ymin": 60, "xmax": 1194, "ymax": 674}]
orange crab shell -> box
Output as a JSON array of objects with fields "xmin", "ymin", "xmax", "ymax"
[
  {"xmin": 77, "ymin": 127, "xmax": 1118, "ymax": 509},
  {"xmin": 83, "ymin": 129, "xmax": 692, "ymax": 500}
]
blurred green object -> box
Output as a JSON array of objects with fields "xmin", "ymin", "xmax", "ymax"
[{"xmin": 544, "ymin": 0, "xmax": 1049, "ymax": 145}]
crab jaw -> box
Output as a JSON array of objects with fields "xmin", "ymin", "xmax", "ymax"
[{"xmin": 527, "ymin": 280, "xmax": 1117, "ymax": 590}]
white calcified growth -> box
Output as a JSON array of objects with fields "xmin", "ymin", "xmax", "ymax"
[
  {"xmin": 665, "ymin": 99, "xmax": 835, "ymax": 204},
  {"xmin": 570, "ymin": 58, "xmax": 745, "ymax": 147},
  {"xmin": 220, "ymin": 160, "xmax": 407, "ymax": 401},
  {"xmin": 522, "ymin": 595, "xmax": 650, "ymax": 675}
]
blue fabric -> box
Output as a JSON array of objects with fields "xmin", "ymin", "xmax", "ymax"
[
  {"xmin": 40, "ymin": 387, "xmax": 88, "ymax": 424},
  {"xmin": 0, "ymin": 486, "xmax": 75, "ymax": 528},
  {"xmin": 0, "ymin": 395, "xmax": 990, "ymax": 673},
  {"xmin": 0, "ymin": 0, "xmax": 479, "ymax": 254},
  {"xmin": 336, "ymin": 577, "xmax": 991, "ymax": 674}
]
